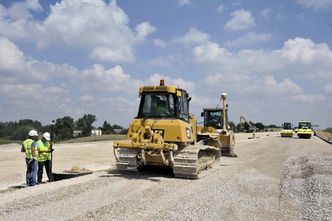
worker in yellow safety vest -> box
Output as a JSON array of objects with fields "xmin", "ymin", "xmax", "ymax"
[
  {"xmin": 37, "ymin": 132, "xmax": 54, "ymax": 183},
  {"xmin": 21, "ymin": 130, "xmax": 39, "ymax": 186}
]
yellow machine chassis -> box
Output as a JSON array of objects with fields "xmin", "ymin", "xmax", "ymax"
[{"xmin": 280, "ymin": 129, "xmax": 293, "ymax": 137}]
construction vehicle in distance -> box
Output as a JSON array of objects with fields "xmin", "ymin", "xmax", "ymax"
[
  {"xmin": 113, "ymin": 80, "xmax": 221, "ymax": 179},
  {"xmin": 240, "ymin": 116, "xmax": 256, "ymax": 133},
  {"xmin": 297, "ymin": 120, "xmax": 313, "ymax": 139},
  {"xmin": 280, "ymin": 122, "xmax": 293, "ymax": 137},
  {"xmin": 197, "ymin": 93, "xmax": 236, "ymax": 157}
]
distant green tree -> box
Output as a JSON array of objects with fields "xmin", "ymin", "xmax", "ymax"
[
  {"xmin": 55, "ymin": 116, "xmax": 74, "ymax": 140},
  {"xmin": 112, "ymin": 124, "xmax": 124, "ymax": 130},
  {"xmin": 266, "ymin": 124, "xmax": 279, "ymax": 128},
  {"xmin": 101, "ymin": 121, "xmax": 112, "ymax": 134},
  {"xmin": 229, "ymin": 121, "xmax": 236, "ymax": 132},
  {"xmin": 76, "ymin": 114, "xmax": 97, "ymax": 137},
  {"xmin": 18, "ymin": 119, "xmax": 42, "ymax": 131},
  {"xmin": 10, "ymin": 125, "xmax": 34, "ymax": 140},
  {"xmin": 254, "ymin": 122, "xmax": 265, "ymax": 131}
]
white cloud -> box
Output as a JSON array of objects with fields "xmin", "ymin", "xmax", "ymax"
[
  {"xmin": 175, "ymin": 27, "xmax": 210, "ymax": 45},
  {"xmin": 25, "ymin": 0, "xmax": 43, "ymax": 11},
  {"xmin": 153, "ymin": 39, "xmax": 167, "ymax": 48},
  {"xmin": 144, "ymin": 56, "xmax": 175, "ymax": 67},
  {"xmin": 217, "ymin": 4, "xmax": 225, "ymax": 13},
  {"xmin": 177, "ymin": 0, "xmax": 191, "ymax": 6},
  {"xmin": 0, "ymin": 83, "xmax": 69, "ymax": 105},
  {"xmin": 280, "ymin": 37, "xmax": 332, "ymax": 64},
  {"xmin": 225, "ymin": 32, "xmax": 272, "ymax": 48},
  {"xmin": 147, "ymin": 73, "xmax": 195, "ymax": 94},
  {"xmin": 288, "ymin": 94, "xmax": 326, "ymax": 102},
  {"xmin": 260, "ymin": 9, "xmax": 271, "ymax": 18},
  {"xmin": 324, "ymin": 84, "xmax": 332, "ymax": 93},
  {"xmin": 192, "ymin": 37, "xmax": 332, "ymax": 79},
  {"xmin": 79, "ymin": 95, "xmax": 94, "ymax": 103},
  {"xmin": 0, "ymin": 37, "xmax": 26, "ymax": 71},
  {"xmin": 296, "ymin": 0, "xmax": 332, "ymax": 10},
  {"xmin": 90, "ymin": 47, "xmax": 134, "ymax": 63},
  {"xmin": 80, "ymin": 64, "xmax": 140, "ymax": 93},
  {"xmin": 263, "ymin": 75, "xmax": 303, "ymax": 95},
  {"xmin": 224, "ymin": 9, "xmax": 255, "ymax": 32},
  {"xmin": 135, "ymin": 21, "xmax": 157, "ymax": 43},
  {"xmin": 193, "ymin": 42, "xmax": 230, "ymax": 63},
  {"xmin": 0, "ymin": 0, "xmax": 156, "ymax": 63},
  {"xmin": 204, "ymin": 73, "xmax": 250, "ymax": 86}
]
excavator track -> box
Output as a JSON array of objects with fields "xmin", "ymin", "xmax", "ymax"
[
  {"xmin": 115, "ymin": 148, "xmax": 140, "ymax": 172},
  {"xmin": 173, "ymin": 143, "xmax": 220, "ymax": 179}
]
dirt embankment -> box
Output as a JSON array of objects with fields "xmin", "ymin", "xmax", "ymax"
[{"xmin": 316, "ymin": 131, "xmax": 332, "ymax": 144}]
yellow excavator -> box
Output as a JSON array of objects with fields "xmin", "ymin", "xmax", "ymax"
[
  {"xmin": 197, "ymin": 93, "xmax": 236, "ymax": 157},
  {"xmin": 113, "ymin": 80, "xmax": 221, "ymax": 179}
]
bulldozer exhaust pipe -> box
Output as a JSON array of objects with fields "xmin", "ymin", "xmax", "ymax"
[{"xmin": 221, "ymin": 93, "xmax": 227, "ymax": 132}]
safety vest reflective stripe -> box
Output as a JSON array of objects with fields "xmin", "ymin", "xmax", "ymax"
[
  {"xmin": 46, "ymin": 141, "xmax": 52, "ymax": 161},
  {"xmin": 23, "ymin": 139, "xmax": 34, "ymax": 159},
  {"xmin": 37, "ymin": 140, "xmax": 50, "ymax": 162}
]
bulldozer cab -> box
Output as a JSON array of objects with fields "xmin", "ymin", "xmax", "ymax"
[
  {"xmin": 201, "ymin": 108, "xmax": 224, "ymax": 129},
  {"xmin": 137, "ymin": 87, "xmax": 190, "ymax": 122}
]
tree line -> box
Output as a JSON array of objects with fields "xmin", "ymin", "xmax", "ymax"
[
  {"xmin": 0, "ymin": 114, "xmax": 126, "ymax": 141},
  {"xmin": 228, "ymin": 121, "xmax": 279, "ymax": 133}
]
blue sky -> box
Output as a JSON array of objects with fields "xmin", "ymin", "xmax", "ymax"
[{"xmin": 0, "ymin": 0, "xmax": 331, "ymax": 129}]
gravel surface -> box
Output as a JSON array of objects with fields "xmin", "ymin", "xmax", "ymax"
[
  {"xmin": 0, "ymin": 133, "xmax": 331, "ymax": 220},
  {"xmin": 280, "ymin": 154, "xmax": 332, "ymax": 220}
]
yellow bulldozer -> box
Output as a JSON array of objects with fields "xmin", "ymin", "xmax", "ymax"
[
  {"xmin": 197, "ymin": 93, "xmax": 236, "ymax": 157},
  {"xmin": 113, "ymin": 80, "xmax": 222, "ymax": 179}
]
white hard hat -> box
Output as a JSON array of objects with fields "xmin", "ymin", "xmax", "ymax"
[
  {"xmin": 28, "ymin": 130, "xmax": 38, "ymax": 137},
  {"xmin": 43, "ymin": 132, "xmax": 51, "ymax": 141}
]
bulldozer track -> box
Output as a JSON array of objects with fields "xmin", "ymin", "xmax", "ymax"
[{"xmin": 173, "ymin": 143, "xmax": 220, "ymax": 179}]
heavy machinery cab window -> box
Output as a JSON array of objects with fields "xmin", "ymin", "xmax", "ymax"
[
  {"xmin": 204, "ymin": 110, "xmax": 223, "ymax": 129},
  {"xmin": 283, "ymin": 123, "xmax": 292, "ymax": 130},
  {"xmin": 299, "ymin": 122, "xmax": 311, "ymax": 129},
  {"xmin": 138, "ymin": 93, "xmax": 175, "ymax": 118},
  {"xmin": 179, "ymin": 91, "xmax": 189, "ymax": 122}
]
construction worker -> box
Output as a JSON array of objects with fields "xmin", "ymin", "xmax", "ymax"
[
  {"xmin": 21, "ymin": 130, "xmax": 39, "ymax": 186},
  {"xmin": 37, "ymin": 132, "xmax": 54, "ymax": 183}
]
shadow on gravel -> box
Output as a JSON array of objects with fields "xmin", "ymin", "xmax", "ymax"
[
  {"xmin": 100, "ymin": 166, "xmax": 174, "ymax": 182},
  {"xmin": 53, "ymin": 172, "xmax": 92, "ymax": 181},
  {"xmin": 1, "ymin": 172, "xmax": 93, "ymax": 193}
]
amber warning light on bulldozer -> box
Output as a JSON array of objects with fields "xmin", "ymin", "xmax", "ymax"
[{"xmin": 160, "ymin": 79, "xmax": 165, "ymax": 86}]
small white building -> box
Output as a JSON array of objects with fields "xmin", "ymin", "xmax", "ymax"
[
  {"xmin": 73, "ymin": 130, "xmax": 82, "ymax": 137},
  {"xmin": 113, "ymin": 129, "xmax": 123, "ymax": 134},
  {"xmin": 91, "ymin": 129, "xmax": 102, "ymax": 136}
]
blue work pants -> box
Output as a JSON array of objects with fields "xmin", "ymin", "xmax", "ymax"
[{"xmin": 25, "ymin": 158, "xmax": 38, "ymax": 186}]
